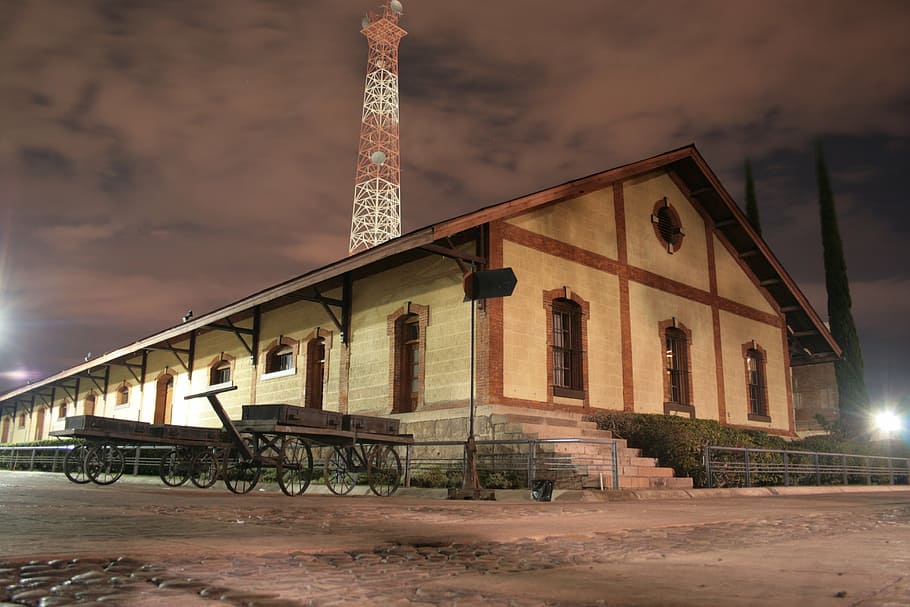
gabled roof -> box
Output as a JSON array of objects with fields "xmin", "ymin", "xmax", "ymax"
[{"xmin": 0, "ymin": 145, "xmax": 838, "ymax": 409}]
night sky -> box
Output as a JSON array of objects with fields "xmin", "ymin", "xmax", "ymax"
[{"xmin": 1, "ymin": 1, "xmax": 908, "ymax": 408}]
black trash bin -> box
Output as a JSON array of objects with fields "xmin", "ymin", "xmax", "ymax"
[{"xmin": 531, "ymin": 479, "xmax": 554, "ymax": 502}]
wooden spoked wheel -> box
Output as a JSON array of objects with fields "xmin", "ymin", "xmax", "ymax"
[
  {"xmin": 63, "ymin": 444, "xmax": 91, "ymax": 484},
  {"xmin": 366, "ymin": 445, "xmax": 401, "ymax": 497},
  {"xmin": 324, "ymin": 447, "xmax": 358, "ymax": 495},
  {"xmin": 223, "ymin": 446, "xmax": 262, "ymax": 494},
  {"xmin": 158, "ymin": 447, "xmax": 191, "ymax": 487},
  {"xmin": 86, "ymin": 442, "xmax": 125, "ymax": 485},
  {"xmin": 190, "ymin": 447, "xmax": 221, "ymax": 489},
  {"xmin": 277, "ymin": 436, "xmax": 314, "ymax": 497}
]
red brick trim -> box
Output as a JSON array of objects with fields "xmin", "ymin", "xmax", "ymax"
[
  {"xmin": 502, "ymin": 222, "xmax": 781, "ymax": 328},
  {"xmin": 260, "ymin": 336, "xmax": 300, "ymax": 372},
  {"xmin": 659, "ymin": 319, "xmax": 695, "ymax": 418},
  {"xmin": 487, "ymin": 221, "xmax": 506, "ymax": 404},
  {"xmin": 614, "ymin": 183, "xmax": 635, "ymax": 412},
  {"xmin": 495, "ymin": 395, "xmax": 610, "ymax": 415},
  {"xmin": 782, "ymin": 322, "xmax": 795, "ymax": 435},
  {"xmin": 542, "ymin": 288, "xmax": 591, "ymax": 406},
  {"xmin": 387, "ymin": 303, "xmax": 429, "ymax": 413},
  {"xmin": 705, "ymin": 220, "xmax": 727, "ymax": 425},
  {"xmin": 207, "ymin": 353, "xmax": 235, "ymax": 386}
]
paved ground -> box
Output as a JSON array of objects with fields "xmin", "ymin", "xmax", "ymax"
[{"xmin": 1, "ymin": 471, "xmax": 908, "ymax": 606}]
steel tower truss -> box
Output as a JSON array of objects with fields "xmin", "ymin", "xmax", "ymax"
[{"xmin": 349, "ymin": 1, "xmax": 407, "ymax": 254}]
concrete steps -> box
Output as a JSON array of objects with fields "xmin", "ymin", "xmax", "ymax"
[{"xmin": 491, "ymin": 410, "xmax": 693, "ymax": 491}]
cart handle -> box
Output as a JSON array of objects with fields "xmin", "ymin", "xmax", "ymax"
[
  {"xmin": 182, "ymin": 385, "xmax": 253, "ymax": 461},
  {"xmin": 184, "ymin": 385, "xmax": 238, "ymax": 400}
]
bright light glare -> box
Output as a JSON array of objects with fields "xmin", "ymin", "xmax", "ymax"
[
  {"xmin": 873, "ymin": 411, "xmax": 903, "ymax": 435},
  {"xmin": 0, "ymin": 370, "xmax": 30, "ymax": 381}
]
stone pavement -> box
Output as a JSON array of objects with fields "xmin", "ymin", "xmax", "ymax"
[{"xmin": 1, "ymin": 471, "xmax": 908, "ymax": 606}]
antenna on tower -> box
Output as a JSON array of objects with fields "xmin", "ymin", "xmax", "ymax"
[{"xmin": 349, "ymin": 1, "xmax": 407, "ymax": 254}]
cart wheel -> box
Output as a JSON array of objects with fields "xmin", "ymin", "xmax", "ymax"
[
  {"xmin": 86, "ymin": 442, "xmax": 124, "ymax": 485},
  {"xmin": 277, "ymin": 436, "xmax": 313, "ymax": 497},
  {"xmin": 324, "ymin": 447, "xmax": 358, "ymax": 495},
  {"xmin": 190, "ymin": 447, "xmax": 220, "ymax": 489},
  {"xmin": 63, "ymin": 444, "xmax": 91, "ymax": 484},
  {"xmin": 158, "ymin": 447, "xmax": 190, "ymax": 487},
  {"xmin": 367, "ymin": 445, "xmax": 402, "ymax": 497},
  {"xmin": 223, "ymin": 447, "xmax": 261, "ymax": 494}
]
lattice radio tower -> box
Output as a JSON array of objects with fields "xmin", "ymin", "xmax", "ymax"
[{"xmin": 349, "ymin": 0, "xmax": 407, "ymax": 254}]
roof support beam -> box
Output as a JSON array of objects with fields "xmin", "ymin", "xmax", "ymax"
[
  {"xmin": 739, "ymin": 249, "xmax": 761, "ymax": 259},
  {"xmin": 312, "ymin": 287, "xmax": 343, "ymax": 336},
  {"xmin": 793, "ymin": 330, "xmax": 818, "ymax": 338},
  {"xmin": 780, "ymin": 305, "xmax": 802, "ymax": 313},
  {"xmin": 146, "ymin": 340, "xmax": 192, "ymax": 374},
  {"xmin": 208, "ymin": 318, "xmax": 256, "ymax": 358},
  {"xmin": 760, "ymin": 278, "xmax": 782, "ymax": 287},
  {"xmin": 714, "ymin": 219, "xmax": 737, "ymax": 228},
  {"xmin": 688, "ymin": 186, "xmax": 713, "ymax": 197}
]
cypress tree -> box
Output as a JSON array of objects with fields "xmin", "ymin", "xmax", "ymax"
[
  {"xmin": 816, "ymin": 142, "xmax": 868, "ymax": 432},
  {"xmin": 744, "ymin": 159, "xmax": 762, "ymax": 236}
]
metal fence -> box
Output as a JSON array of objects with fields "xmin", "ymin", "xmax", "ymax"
[
  {"xmin": 0, "ymin": 444, "xmax": 174, "ymax": 476},
  {"xmin": 1, "ymin": 438, "xmax": 620, "ymax": 490},
  {"xmin": 402, "ymin": 438, "xmax": 620, "ymax": 490},
  {"xmin": 704, "ymin": 445, "xmax": 910, "ymax": 488}
]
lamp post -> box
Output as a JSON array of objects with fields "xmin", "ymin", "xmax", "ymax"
[{"xmin": 448, "ymin": 267, "xmax": 517, "ymax": 500}]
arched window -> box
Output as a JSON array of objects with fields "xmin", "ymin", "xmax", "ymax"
[
  {"xmin": 266, "ymin": 345, "xmax": 295, "ymax": 374},
  {"xmin": 665, "ymin": 328, "xmax": 689, "ymax": 405},
  {"xmin": 1, "ymin": 417, "xmax": 10, "ymax": 443},
  {"xmin": 659, "ymin": 319, "xmax": 693, "ymax": 416},
  {"xmin": 58, "ymin": 401, "xmax": 68, "ymax": 419},
  {"xmin": 116, "ymin": 385, "xmax": 130, "ymax": 406},
  {"xmin": 210, "ymin": 360, "xmax": 232, "ymax": 386},
  {"xmin": 551, "ymin": 298, "xmax": 584, "ymax": 396},
  {"xmin": 18, "ymin": 413, "xmax": 26, "ymax": 428},
  {"xmin": 744, "ymin": 343, "xmax": 770, "ymax": 420},
  {"xmin": 388, "ymin": 304, "xmax": 428, "ymax": 414}
]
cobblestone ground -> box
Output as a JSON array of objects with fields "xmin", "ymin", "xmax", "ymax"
[{"xmin": 1, "ymin": 472, "xmax": 909, "ymax": 606}]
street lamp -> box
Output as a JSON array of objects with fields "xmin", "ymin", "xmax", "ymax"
[{"xmin": 873, "ymin": 410, "xmax": 902, "ymax": 438}]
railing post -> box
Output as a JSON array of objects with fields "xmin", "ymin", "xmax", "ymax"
[
  {"xmin": 404, "ymin": 444, "xmax": 412, "ymax": 488},
  {"xmin": 842, "ymin": 454, "xmax": 848, "ymax": 485},
  {"xmin": 611, "ymin": 441, "xmax": 619, "ymax": 490},
  {"xmin": 29, "ymin": 447, "xmax": 37, "ymax": 471},
  {"xmin": 51, "ymin": 448, "xmax": 60, "ymax": 473},
  {"xmin": 527, "ymin": 441, "xmax": 536, "ymax": 488},
  {"xmin": 815, "ymin": 453, "xmax": 821, "ymax": 485},
  {"xmin": 865, "ymin": 457, "xmax": 871, "ymax": 485},
  {"xmin": 888, "ymin": 458, "xmax": 894, "ymax": 485},
  {"xmin": 704, "ymin": 445, "xmax": 713, "ymax": 488},
  {"xmin": 133, "ymin": 446, "xmax": 141, "ymax": 476},
  {"xmin": 744, "ymin": 449, "xmax": 751, "ymax": 488},
  {"xmin": 783, "ymin": 452, "xmax": 790, "ymax": 486}
]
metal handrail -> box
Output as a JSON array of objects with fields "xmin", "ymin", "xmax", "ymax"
[
  {"xmin": 2, "ymin": 437, "xmax": 621, "ymax": 491},
  {"xmin": 404, "ymin": 437, "xmax": 619, "ymax": 490},
  {"xmin": 704, "ymin": 445, "xmax": 910, "ymax": 488}
]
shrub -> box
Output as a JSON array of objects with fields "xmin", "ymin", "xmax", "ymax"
[{"xmin": 586, "ymin": 411, "xmax": 910, "ymax": 488}]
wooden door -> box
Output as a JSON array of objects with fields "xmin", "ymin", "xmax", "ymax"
[
  {"xmin": 35, "ymin": 407, "xmax": 46, "ymax": 440},
  {"xmin": 154, "ymin": 376, "xmax": 174, "ymax": 424}
]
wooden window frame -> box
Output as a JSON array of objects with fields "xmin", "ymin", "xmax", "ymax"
[
  {"xmin": 208, "ymin": 353, "xmax": 236, "ymax": 387},
  {"xmin": 115, "ymin": 384, "xmax": 131, "ymax": 407},
  {"xmin": 743, "ymin": 342, "xmax": 771, "ymax": 422},
  {"xmin": 58, "ymin": 401, "xmax": 68, "ymax": 419},
  {"xmin": 304, "ymin": 336, "xmax": 327, "ymax": 410},
  {"xmin": 543, "ymin": 288, "xmax": 590, "ymax": 404},
  {"xmin": 387, "ymin": 303, "xmax": 429, "ymax": 414}
]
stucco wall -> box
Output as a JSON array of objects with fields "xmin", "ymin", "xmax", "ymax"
[
  {"xmin": 713, "ymin": 235, "xmax": 776, "ymax": 314},
  {"xmin": 624, "ymin": 172, "xmax": 710, "ymax": 292},
  {"xmin": 628, "ymin": 282, "xmax": 719, "ymax": 418},
  {"xmin": 500, "ymin": 240, "xmax": 624, "ymax": 409}
]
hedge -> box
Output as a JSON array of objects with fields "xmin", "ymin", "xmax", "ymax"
[{"xmin": 586, "ymin": 411, "xmax": 908, "ymax": 488}]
